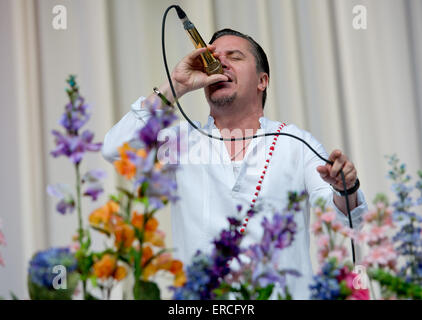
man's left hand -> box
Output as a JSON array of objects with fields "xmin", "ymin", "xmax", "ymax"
[{"xmin": 316, "ymin": 149, "xmax": 358, "ymax": 192}]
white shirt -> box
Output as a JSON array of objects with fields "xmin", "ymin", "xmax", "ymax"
[{"xmin": 102, "ymin": 97, "xmax": 368, "ymax": 299}]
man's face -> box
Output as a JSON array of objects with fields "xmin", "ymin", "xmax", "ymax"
[{"xmin": 205, "ymin": 35, "xmax": 260, "ymax": 107}]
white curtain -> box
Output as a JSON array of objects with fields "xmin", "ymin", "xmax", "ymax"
[{"xmin": 1, "ymin": 0, "xmax": 421, "ymax": 298}]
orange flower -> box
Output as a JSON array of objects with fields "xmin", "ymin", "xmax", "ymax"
[
  {"xmin": 173, "ymin": 270, "xmax": 187, "ymax": 287},
  {"xmin": 114, "ymin": 224, "xmax": 135, "ymax": 248},
  {"xmin": 131, "ymin": 212, "xmax": 159, "ymax": 232},
  {"xmin": 141, "ymin": 245, "xmax": 154, "ymax": 267},
  {"xmin": 93, "ymin": 254, "xmax": 116, "ymax": 279},
  {"xmin": 142, "ymin": 263, "xmax": 157, "ymax": 280},
  {"xmin": 114, "ymin": 159, "xmax": 136, "ymax": 179},
  {"xmin": 144, "ymin": 230, "xmax": 165, "ymax": 247},
  {"xmin": 169, "ymin": 260, "xmax": 183, "ymax": 275},
  {"xmin": 89, "ymin": 200, "xmax": 120, "ymax": 235},
  {"xmin": 113, "ymin": 143, "xmax": 137, "ymax": 179},
  {"xmin": 137, "ymin": 149, "xmax": 147, "ymax": 158},
  {"xmin": 155, "ymin": 252, "xmax": 173, "ymax": 271},
  {"xmin": 131, "ymin": 211, "xmax": 144, "ymax": 230},
  {"xmin": 114, "ymin": 265, "xmax": 127, "ymax": 281}
]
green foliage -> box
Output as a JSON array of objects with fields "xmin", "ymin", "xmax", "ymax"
[
  {"xmin": 28, "ymin": 272, "xmax": 80, "ymax": 300},
  {"xmin": 369, "ymin": 269, "xmax": 422, "ymax": 299}
]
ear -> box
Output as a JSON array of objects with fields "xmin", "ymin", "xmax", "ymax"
[{"xmin": 257, "ymin": 72, "xmax": 269, "ymax": 92}]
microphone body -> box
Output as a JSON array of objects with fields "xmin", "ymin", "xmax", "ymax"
[{"xmin": 176, "ymin": 7, "xmax": 223, "ymax": 75}]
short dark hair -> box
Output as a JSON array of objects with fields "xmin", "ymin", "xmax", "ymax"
[{"xmin": 209, "ymin": 28, "xmax": 270, "ymax": 109}]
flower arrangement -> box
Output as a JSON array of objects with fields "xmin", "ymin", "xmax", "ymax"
[
  {"xmin": 310, "ymin": 198, "xmax": 369, "ymax": 300},
  {"xmin": 30, "ymin": 75, "xmax": 184, "ymax": 300},
  {"xmin": 172, "ymin": 191, "xmax": 307, "ymax": 300},
  {"xmin": 357, "ymin": 155, "xmax": 422, "ymax": 299},
  {"xmin": 18, "ymin": 75, "xmax": 422, "ymax": 300},
  {"xmin": 309, "ymin": 155, "xmax": 422, "ymax": 300}
]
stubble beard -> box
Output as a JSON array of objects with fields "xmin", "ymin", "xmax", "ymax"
[{"xmin": 209, "ymin": 92, "xmax": 237, "ymax": 108}]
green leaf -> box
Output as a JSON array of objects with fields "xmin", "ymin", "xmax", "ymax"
[
  {"xmin": 239, "ymin": 284, "xmax": 251, "ymax": 300},
  {"xmin": 10, "ymin": 291, "xmax": 19, "ymax": 300},
  {"xmin": 256, "ymin": 284, "xmax": 275, "ymax": 300},
  {"xmin": 89, "ymin": 276, "xmax": 98, "ymax": 288},
  {"xmin": 134, "ymin": 280, "xmax": 161, "ymax": 300}
]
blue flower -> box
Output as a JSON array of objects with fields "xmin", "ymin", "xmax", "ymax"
[{"xmin": 28, "ymin": 247, "xmax": 78, "ymax": 289}]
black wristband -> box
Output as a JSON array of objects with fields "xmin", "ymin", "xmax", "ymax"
[{"xmin": 333, "ymin": 178, "xmax": 360, "ymax": 197}]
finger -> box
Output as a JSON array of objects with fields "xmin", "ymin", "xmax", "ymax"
[
  {"xmin": 204, "ymin": 74, "xmax": 230, "ymax": 86},
  {"xmin": 317, "ymin": 165, "xmax": 337, "ymax": 184},
  {"xmin": 330, "ymin": 154, "xmax": 347, "ymax": 178},
  {"xmin": 341, "ymin": 162, "xmax": 354, "ymax": 177},
  {"xmin": 316, "ymin": 165, "xmax": 329, "ymax": 178},
  {"xmin": 207, "ymin": 44, "xmax": 216, "ymax": 52},
  {"xmin": 328, "ymin": 149, "xmax": 342, "ymax": 163},
  {"xmin": 187, "ymin": 47, "xmax": 210, "ymax": 61},
  {"xmin": 334, "ymin": 168, "xmax": 357, "ymax": 188}
]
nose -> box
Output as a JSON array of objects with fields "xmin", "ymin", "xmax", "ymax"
[{"xmin": 217, "ymin": 55, "xmax": 229, "ymax": 70}]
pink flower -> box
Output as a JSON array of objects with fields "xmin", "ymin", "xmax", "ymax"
[
  {"xmin": 363, "ymin": 209, "xmax": 378, "ymax": 223},
  {"xmin": 349, "ymin": 288, "xmax": 370, "ymax": 300},
  {"xmin": 317, "ymin": 235, "xmax": 329, "ymax": 247},
  {"xmin": 340, "ymin": 270, "xmax": 370, "ymax": 300},
  {"xmin": 328, "ymin": 247, "xmax": 347, "ymax": 264},
  {"xmin": 364, "ymin": 243, "xmax": 397, "ymax": 268},
  {"xmin": 331, "ymin": 221, "xmax": 343, "ymax": 232},
  {"xmin": 321, "ymin": 210, "xmax": 336, "ymax": 223},
  {"xmin": 311, "ymin": 220, "xmax": 322, "ymax": 234},
  {"xmin": 366, "ymin": 225, "xmax": 388, "ymax": 242},
  {"xmin": 69, "ymin": 241, "xmax": 80, "ymax": 253}
]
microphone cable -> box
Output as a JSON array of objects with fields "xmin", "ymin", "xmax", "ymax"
[{"xmin": 160, "ymin": 5, "xmax": 356, "ymax": 264}]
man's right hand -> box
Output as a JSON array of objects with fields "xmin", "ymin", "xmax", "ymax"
[
  {"xmin": 142, "ymin": 45, "xmax": 228, "ymax": 109},
  {"xmin": 171, "ymin": 44, "xmax": 229, "ymax": 98}
]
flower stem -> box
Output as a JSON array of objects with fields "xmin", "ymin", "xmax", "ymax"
[
  {"xmin": 75, "ymin": 162, "xmax": 87, "ymax": 298},
  {"xmin": 75, "ymin": 163, "xmax": 84, "ymax": 242}
]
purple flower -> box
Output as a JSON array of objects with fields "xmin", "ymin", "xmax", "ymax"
[
  {"xmin": 83, "ymin": 183, "xmax": 103, "ymax": 201},
  {"xmin": 59, "ymin": 98, "xmax": 90, "ymax": 133},
  {"xmin": 47, "ymin": 184, "xmax": 75, "ymax": 214},
  {"xmin": 138, "ymin": 104, "xmax": 177, "ymax": 150},
  {"xmin": 261, "ymin": 212, "xmax": 297, "ymax": 251},
  {"xmin": 139, "ymin": 117, "xmax": 162, "ymax": 148},
  {"xmin": 50, "ymin": 129, "xmax": 102, "ymax": 164},
  {"xmin": 81, "ymin": 169, "xmax": 107, "ymax": 183},
  {"xmin": 81, "ymin": 169, "xmax": 106, "ymax": 201}
]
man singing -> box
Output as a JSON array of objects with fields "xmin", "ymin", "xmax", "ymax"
[{"xmin": 101, "ymin": 29, "xmax": 367, "ymax": 299}]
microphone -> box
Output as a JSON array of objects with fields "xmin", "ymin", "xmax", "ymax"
[{"xmin": 175, "ymin": 6, "xmax": 223, "ymax": 75}]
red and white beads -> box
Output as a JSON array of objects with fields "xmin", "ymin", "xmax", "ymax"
[{"xmin": 240, "ymin": 122, "xmax": 287, "ymax": 234}]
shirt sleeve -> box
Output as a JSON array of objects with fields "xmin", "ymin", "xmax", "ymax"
[
  {"xmin": 301, "ymin": 128, "xmax": 367, "ymax": 231},
  {"xmin": 101, "ymin": 96, "xmax": 151, "ymax": 163}
]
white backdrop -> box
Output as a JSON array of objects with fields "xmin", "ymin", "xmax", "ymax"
[{"xmin": 1, "ymin": 0, "xmax": 421, "ymax": 298}]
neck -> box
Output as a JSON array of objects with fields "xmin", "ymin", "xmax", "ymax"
[{"xmin": 210, "ymin": 102, "xmax": 263, "ymax": 135}]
